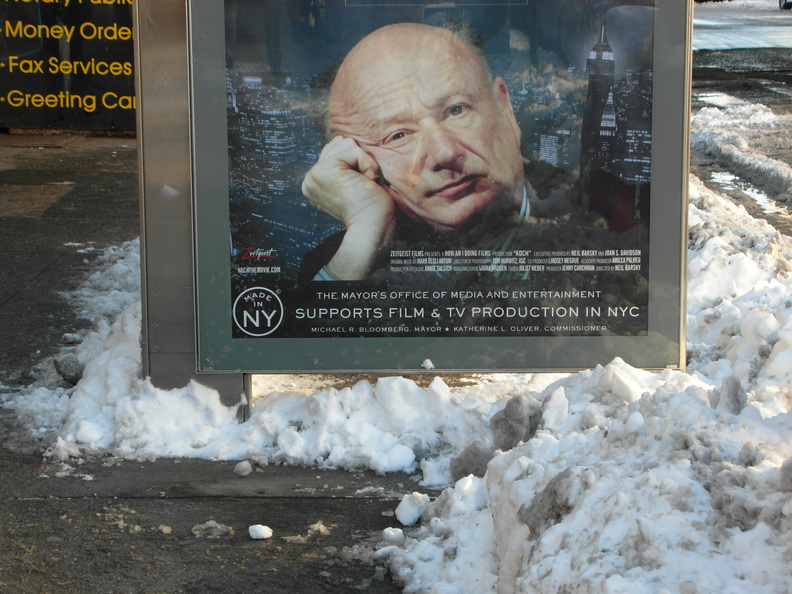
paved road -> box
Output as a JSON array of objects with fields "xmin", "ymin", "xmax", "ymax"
[
  {"xmin": 694, "ymin": 7, "xmax": 792, "ymax": 50},
  {"xmin": 693, "ymin": 47, "xmax": 792, "ymax": 113}
]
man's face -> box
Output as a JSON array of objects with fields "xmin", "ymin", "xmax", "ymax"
[{"xmin": 328, "ymin": 24, "xmax": 524, "ymax": 233}]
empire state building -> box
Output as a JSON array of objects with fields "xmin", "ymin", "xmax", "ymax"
[
  {"xmin": 578, "ymin": 24, "xmax": 651, "ymax": 235},
  {"xmin": 580, "ymin": 26, "xmax": 617, "ymax": 223}
]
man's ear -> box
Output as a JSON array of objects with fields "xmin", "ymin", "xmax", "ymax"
[{"xmin": 493, "ymin": 77, "xmax": 521, "ymax": 141}]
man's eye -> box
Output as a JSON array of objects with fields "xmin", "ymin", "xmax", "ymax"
[
  {"xmin": 448, "ymin": 104, "xmax": 467, "ymax": 117},
  {"xmin": 384, "ymin": 130, "xmax": 410, "ymax": 144}
]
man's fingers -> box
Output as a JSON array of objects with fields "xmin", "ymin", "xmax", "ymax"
[
  {"xmin": 302, "ymin": 136, "xmax": 393, "ymax": 228},
  {"xmin": 317, "ymin": 135, "xmax": 347, "ymax": 158},
  {"xmin": 322, "ymin": 136, "xmax": 380, "ymax": 180}
]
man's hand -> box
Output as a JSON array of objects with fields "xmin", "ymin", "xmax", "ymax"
[{"xmin": 302, "ymin": 136, "xmax": 397, "ymax": 280}]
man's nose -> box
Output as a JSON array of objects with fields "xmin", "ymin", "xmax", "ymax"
[{"xmin": 417, "ymin": 119, "xmax": 464, "ymax": 173}]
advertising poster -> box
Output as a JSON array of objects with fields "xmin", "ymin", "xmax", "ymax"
[
  {"xmin": 227, "ymin": 0, "xmax": 652, "ymax": 337},
  {"xmin": 0, "ymin": 0, "xmax": 135, "ymax": 130},
  {"xmin": 191, "ymin": 0, "xmax": 687, "ymax": 371}
]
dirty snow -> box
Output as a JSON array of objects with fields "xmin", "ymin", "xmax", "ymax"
[
  {"xmin": 2, "ymin": 99, "xmax": 792, "ymax": 592},
  {"xmin": 691, "ymin": 103, "xmax": 792, "ymax": 204}
]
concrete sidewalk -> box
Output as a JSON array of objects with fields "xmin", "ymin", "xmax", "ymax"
[{"xmin": 0, "ymin": 133, "xmax": 410, "ymax": 593}]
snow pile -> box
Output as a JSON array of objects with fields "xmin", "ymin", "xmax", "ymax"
[
  {"xmin": 374, "ymin": 175, "xmax": 792, "ymax": 593},
  {"xmin": 691, "ymin": 104, "xmax": 792, "ymax": 203},
  {"xmin": 242, "ymin": 376, "xmax": 497, "ymax": 476},
  {"xmin": 66, "ymin": 238, "xmax": 141, "ymax": 325},
  {"xmin": 20, "ymin": 247, "xmax": 496, "ymax": 470},
  {"xmin": 52, "ymin": 332, "xmax": 497, "ymax": 474},
  {"xmin": 382, "ymin": 360, "xmax": 792, "ymax": 592},
  {"xmin": 7, "ymin": 240, "xmax": 141, "ymax": 444},
  {"xmin": 687, "ymin": 176, "xmax": 792, "ymax": 413}
]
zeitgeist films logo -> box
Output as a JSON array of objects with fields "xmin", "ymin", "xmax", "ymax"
[{"xmin": 241, "ymin": 248, "xmax": 277, "ymax": 261}]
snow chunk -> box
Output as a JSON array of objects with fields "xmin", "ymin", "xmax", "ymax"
[
  {"xmin": 395, "ymin": 492, "xmax": 430, "ymax": 526},
  {"xmin": 382, "ymin": 527, "xmax": 405, "ymax": 546},
  {"xmin": 234, "ymin": 460, "xmax": 253, "ymax": 477},
  {"xmin": 601, "ymin": 361, "xmax": 644, "ymax": 403},
  {"xmin": 517, "ymin": 468, "xmax": 586, "ymax": 539},
  {"xmin": 624, "ymin": 411, "xmax": 645, "ymax": 434},
  {"xmin": 542, "ymin": 387, "xmax": 569, "ymax": 432},
  {"xmin": 781, "ymin": 459, "xmax": 792, "ymax": 493},
  {"xmin": 192, "ymin": 520, "xmax": 234, "ymax": 538},
  {"xmin": 248, "ymin": 525, "xmax": 273, "ymax": 540},
  {"xmin": 490, "ymin": 394, "xmax": 542, "ymax": 451},
  {"xmin": 450, "ymin": 441, "xmax": 495, "ymax": 481}
]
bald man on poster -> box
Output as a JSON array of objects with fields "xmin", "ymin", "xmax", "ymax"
[{"xmin": 301, "ymin": 22, "xmax": 533, "ymax": 282}]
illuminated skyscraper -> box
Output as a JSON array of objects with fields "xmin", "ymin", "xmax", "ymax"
[
  {"xmin": 579, "ymin": 26, "xmax": 651, "ymax": 234},
  {"xmin": 580, "ymin": 26, "xmax": 617, "ymax": 222}
]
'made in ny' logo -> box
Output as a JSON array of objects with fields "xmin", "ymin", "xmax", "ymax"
[{"xmin": 233, "ymin": 287, "xmax": 284, "ymax": 337}]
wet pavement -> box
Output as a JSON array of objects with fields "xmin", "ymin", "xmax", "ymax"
[
  {"xmin": 693, "ymin": 48, "xmax": 792, "ymax": 115},
  {"xmin": 0, "ymin": 132, "xmax": 412, "ymax": 593}
]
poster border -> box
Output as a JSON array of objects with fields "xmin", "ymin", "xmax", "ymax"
[{"xmin": 189, "ymin": 0, "xmax": 690, "ymax": 373}]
